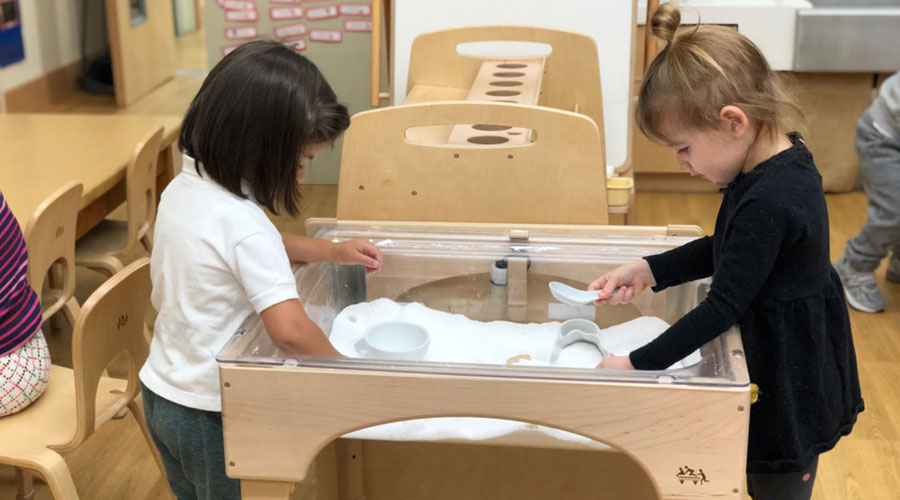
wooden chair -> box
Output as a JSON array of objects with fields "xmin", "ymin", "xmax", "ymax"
[
  {"xmin": 76, "ymin": 127, "xmax": 164, "ymax": 276},
  {"xmin": 24, "ymin": 182, "xmax": 84, "ymax": 334},
  {"xmin": 404, "ymin": 27, "xmax": 634, "ymax": 221},
  {"xmin": 0, "ymin": 258, "xmax": 170, "ymax": 499},
  {"xmin": 406, "ymin": 26, "xmax": 605, "ymax": 144},
  {"xmin": 338, "ymin": 101, "xmax": 609, "ymax": 225}
]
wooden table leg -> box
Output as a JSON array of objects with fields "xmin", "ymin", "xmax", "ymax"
[{"xmin": 241, "ymin": 480, "xmax": 293, "ymax": 500}]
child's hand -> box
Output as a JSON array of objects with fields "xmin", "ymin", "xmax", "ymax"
[
  {"xmin": 332, "ymin": 239, "xmax": 383, "ymax": 274},
  {"xmin": 596, "ymin": 354, "xmax": 635, "ymax": 370},
  {"xmin": 588, "ymin": 259, "xmax": 656, "ymax": 305}
]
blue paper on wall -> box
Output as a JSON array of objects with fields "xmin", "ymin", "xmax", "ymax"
[{"xmin": 0, "ymin": 0, "xmax": 24, "ymax": 67}]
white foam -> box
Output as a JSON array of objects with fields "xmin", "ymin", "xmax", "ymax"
[{"xmin": 329, "ymin": 299, "xmax": 701, "ymax": 448}]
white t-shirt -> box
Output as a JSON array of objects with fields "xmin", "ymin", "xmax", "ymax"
[{"xmin": 139, "ymin": 154, "xmax": 299, "ymax": 411}]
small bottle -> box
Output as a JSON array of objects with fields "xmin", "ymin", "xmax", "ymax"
[{"xmin": 490, "ymin": 259, "xmax": 508, "ymax": 286}]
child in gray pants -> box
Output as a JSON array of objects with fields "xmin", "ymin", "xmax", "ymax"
[{"xmin": 835, "ymin": 71, "xmax": 900, "ymax": 313}]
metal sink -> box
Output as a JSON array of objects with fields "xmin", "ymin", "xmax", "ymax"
[{"xmin": 795, "ymin": 1, "xmax": 900, "ymax": 71}]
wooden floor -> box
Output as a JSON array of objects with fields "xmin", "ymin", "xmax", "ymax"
[{"xmin": 3, "ymin": 26, "xmax": 898, "ymax": 500}]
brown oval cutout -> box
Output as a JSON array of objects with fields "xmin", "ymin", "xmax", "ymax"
[
  {"xmin": 507, "ymin": 131, "xmax": 523, "ymax": 135},
  {"xmin": 490, "ymin": 80, "xmax": 523, "ymax": 87},
  {"xmin": 472, "ymin": 124, "xmax": 512, "ymax": 131},
  {"xmin": 486, "ymin": 90, "xmax": 521, "ymax": 97},
  {"xmin": 492, "ymin": 99, "xmax": 518, "ymax": 103},
  {"xmin": 497, "ymin": 63, "xmax": 527, "ymax": 69},
  {"xmin": 493, "ymin": 71, "xmax": 526, "ymax": 78},
  {"xmin": 467, "ymin": 136, "xmax": 510, "ymax": 145}
]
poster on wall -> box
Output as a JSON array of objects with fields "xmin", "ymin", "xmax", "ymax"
[
  {"xmin": 205, "ymin": 0, "xmax": 383, "ymax": 184},
  {"xmin": 0, "ymin": 0, "xmax": 24, "ymax": 67}
]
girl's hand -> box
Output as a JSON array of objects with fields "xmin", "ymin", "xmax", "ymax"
[
  {"xmin": 332, "ymin": 239, "xmax": 383, "ymax": 274},
  {"xmin": 588, "ymin": 259, "xmax": 656, "ymax": 305},
  {"xmin": 596, "ymin": 354, "xmax": 635, "ymax": 370}
]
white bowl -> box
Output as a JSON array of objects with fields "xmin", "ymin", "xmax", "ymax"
[
  {"xmin": 560, "ymin": 318, "xmax": 601, "ymax": 337},
  {"xmin": 363, "ymin": 322, "xmax": 430, "ymax": 361}
]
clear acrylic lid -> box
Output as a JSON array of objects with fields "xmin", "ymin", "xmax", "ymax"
[{"xmin": 217, "ymin": 222, "xmax": 749, "ymax": 388}]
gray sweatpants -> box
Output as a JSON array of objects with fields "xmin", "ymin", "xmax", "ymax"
[{"xmin": 844, "ymin": 110, "xmax": 900, "ymax": 271}]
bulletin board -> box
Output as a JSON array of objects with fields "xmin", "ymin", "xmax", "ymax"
[{"xmin": 204, "ymin": 0, "xmax": 383, "ymax": 185}]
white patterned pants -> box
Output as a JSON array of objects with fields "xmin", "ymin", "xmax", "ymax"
[{"xmin": 0, "ymin": 330, "xmax": 51, "ymax": 417}]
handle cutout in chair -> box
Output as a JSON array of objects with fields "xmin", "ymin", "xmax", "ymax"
[
  {"xmin": 337, "ymin": 102, "xmax": 608, "ymax": 225},
  {"xmin": 456, "ymin": 41, "xmax": 552, "ymax": 59},
  {"xmin": 405, "ymin": 122, "xmax": 539, "ymax": 147}
]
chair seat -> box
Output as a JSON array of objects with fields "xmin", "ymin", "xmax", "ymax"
[
  {"xmin": 75, "ymin": 219, "xmax": 129, "ymax": 261},
  {"xmin": 0, "ymin": 365, "xmax": 127, "ymax": 464}
]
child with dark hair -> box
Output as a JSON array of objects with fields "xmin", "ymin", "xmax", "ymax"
[{"xmin": 139, "ymin": 41, "xmax": 382, "ymax": 500}]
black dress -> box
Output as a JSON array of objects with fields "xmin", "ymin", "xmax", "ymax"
[{"xmin": 630, "ymin": 133, "xmax": 864, "ymax": 474}]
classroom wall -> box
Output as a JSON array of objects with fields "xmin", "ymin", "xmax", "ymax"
[{"xmin": 0, "ymin": 0, "xmax": 105, "ymax": 106}]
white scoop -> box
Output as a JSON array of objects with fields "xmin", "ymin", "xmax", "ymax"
[{"xmin": 549, "ymin": 281, "xmax": 604, "ymax": 306}]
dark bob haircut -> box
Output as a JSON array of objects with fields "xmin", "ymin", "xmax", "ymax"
[{"xmin": 179, "ymin": 40, "xmax": 349, "ymax": 215}]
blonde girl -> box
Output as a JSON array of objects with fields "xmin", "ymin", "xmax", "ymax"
[{"xmin": 588, "ymin": 5, "xmax": 864, "ymax": 499}]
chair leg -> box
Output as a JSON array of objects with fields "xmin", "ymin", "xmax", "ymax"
[
  {"xmin": 78, "ymin": 255, "xmax": 125, "ymax": 277},
  {"xmin": 15, "ymin": 468, "xmax": 34, "ymax": 500},
  {"xmin": 128, "ymin": 398, "xmax": 175, "ymax": 499},
  {"xmin": 28, "ymin": 450, "xmax": 80, "ymax": 500},
  {"xmin": 47, "ymin": 264, "xmax": 65, "ymax": 335},
  {"xmin": 143, "ymin": 324, "xmax": 153, "ymax": 347},
  {"xmin": 140, "ymin": 231, "xmax": 154, "ymax": 253},
  {"xmin": 61, "ymin": 298, "xmax": 82, "ymax": 329}
]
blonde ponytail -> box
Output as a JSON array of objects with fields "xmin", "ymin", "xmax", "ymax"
[{"xmin": 637, "ymin": 4, "xmax": 804, "ymax": 143}]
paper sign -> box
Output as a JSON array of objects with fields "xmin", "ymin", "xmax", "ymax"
[
  {"xmin": 225, "ymin": 25, "xmax": 258, "ymax": 40},
  {"xmin": 306, "ymin": 5, "xmax": 338, "ymax": 21},
  {"xmin": 274, "ymin": 22, "xmax": 307, "ymax": 39},
  {"xmin": 343, "ymin": 19, "xmax": 371, "ymax": 32},
  {"xmin": 309, "ymin": 29, "xmax": 343, "ymax": 43},
  {"xmin": 270, "ymin": 7, "xmax": 303, "ymax": 20},
  {"xmin": 225, "ymin": 10, "xmax": 258, "ymax": 22},
  {"xmin": 221, "ymin": 0, "xmax": 255, "ymax": 10},
  {"xmin": 283, "ymin": 37, "xmax": 307, "ymax": 52},
  {"xmin": 339, "ymin": 4, "xmax": 371, "ymax": 16}
]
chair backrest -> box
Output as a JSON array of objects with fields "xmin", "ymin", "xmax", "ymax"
[
  {"xmin": 408, "ymin": 26, "xmax": 604, "ymax": 135},
  {"xmin": 124, "ymin": 127, "xmax": 164, "ymax": 255},
  {"xmin": 337, "ymin": 101, "xmax": 608, "ymax": 225},
  {"xmin": 24, "ymin": 182, "xmax": 83, "ymax": 321},
  {"xmin": 60, "ymin": 258, "xmax": 151, "ymax": 450}
]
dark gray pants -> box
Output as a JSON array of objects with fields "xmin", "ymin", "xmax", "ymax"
[
  {"xmin": 746, "ymin": 455, "xmax": 819, "ymax": 500},
  {"xmin": 142, "ymin": 384, "xmax": 240, "ymax": 500},
  {"xmin": 845, "ymin": 111, "xmax": 900, "ymax": 271}
]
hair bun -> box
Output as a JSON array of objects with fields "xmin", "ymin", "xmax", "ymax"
[{"xmin": 650, "ymin": 3, "xmax": 681, "ymax": 44}]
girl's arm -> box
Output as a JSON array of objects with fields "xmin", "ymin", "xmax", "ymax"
[
  {"xmin": 260, "ymin": 299, "xmax": 342, "ymax": 357},
  {"xmin": 644, "ymin": 235, "xmax": 714, "ymax": 291},
  {"xmin": 626, "ymin": 199, "xmax": 793, "ymax": 370},
  {"xmin": 587, "ymin": 236, "xmax": 712, "ymax": 305},
  {"xmin": 282, "ymin": 233, "xmax": 382, "ymax": 273},
  {"xmin": 231, "ymin": 232, "xmax": 349, "ymax": 357}
]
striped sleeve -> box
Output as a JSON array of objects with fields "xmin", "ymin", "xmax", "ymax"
[{"xmin": 0, "ymin": 192, "xmax": 42, "ymax": 356}]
